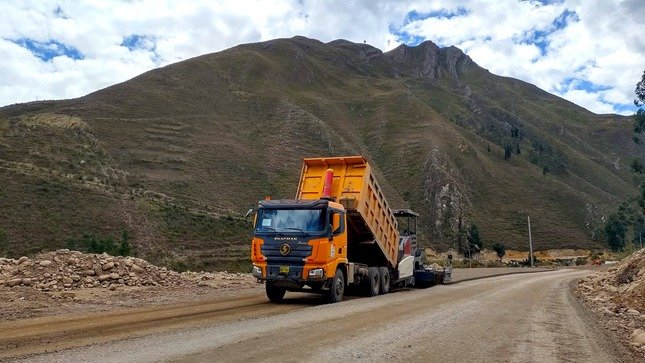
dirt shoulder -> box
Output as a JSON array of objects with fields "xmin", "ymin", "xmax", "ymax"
[{"xmin": 575, "ymin": 248, "xmax": 645, "ymax": 357}]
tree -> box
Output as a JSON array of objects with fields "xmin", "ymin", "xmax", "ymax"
[
  {"xmin": 0, "ymin": 228, "xmax": 7, "ymax": 255},
  {"xmin": 605, "ymin": 212, "xmax": 627, "ymax": 251},
  {"xmin": 634, "ymin": 70, "xmax": 645, "ymax": 138},
  {"xmin": 635, "ymin": 70, "xmax": 645, "ymax": 107},
  {"xmin": 118, "ymin": 229, "xmax": 132, "ymax": 256},
  {"xmin": 631, "ymin": 158, "xmax": 644, "ymax": 174},
  {"xmin": 466, "ymin": 223, "xmax": 483, "ymax": 257},
  {"xmin": 456, "ymin": 214, "xmax": 467, "ymax": 254},
  {"xmin": 492, "ymin": 242, "xmax": 506, "ymax": 260},
  {"xmin": 504, "ymin": 144, "xmax": 513, "ymax": 160},
  {"xmin": 542, "ymin": 165, "xmax": 549, "ymax": 175}
]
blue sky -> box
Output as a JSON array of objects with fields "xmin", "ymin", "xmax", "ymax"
[{"xmin": 1, "ymin": 0, "xmax": 643, "ymax": 115}]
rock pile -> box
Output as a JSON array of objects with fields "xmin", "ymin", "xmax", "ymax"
[
  {"xmin": 0, "ymin": 250, "xmax": 255, "ymax": 294},
  {"xmin": 577, "ymin": 248, "xmax": 645, "ymax": 353}
]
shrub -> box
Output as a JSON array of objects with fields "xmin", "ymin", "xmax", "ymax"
[
  {"xmin": 66, "ymin": 230, "xmax": 133, "ymax": 256},
  {"xmin": 574, "ymin": 257, "xmax": 588, "ymax": 266},
  {"xmin": 0, "ymin": 228, "xmax": 7, "ymax": 256},
  {"xmin": 492, "ymin": 242, "xmax": 506, "ymax": 260}
]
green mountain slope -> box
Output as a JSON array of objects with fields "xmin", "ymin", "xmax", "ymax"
[{"xmin": 0, "ymin": 36, "xmax": 641, "ymax": 268}]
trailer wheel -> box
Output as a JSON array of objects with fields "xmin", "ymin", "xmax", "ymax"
[
  {"xmin": 366, "ymin": 267, "xmax": 380, "ymax": 296},
  {"xmin": 325, "ymin": 269, "xmax": 345, "ymax": 303},
  {"xmin": 378, "ymin": 267, "xmax": 390, "ymax": 294},
  {"xmin": 265, "ymin": 282, "xmax": 286, "ymax": 303}
]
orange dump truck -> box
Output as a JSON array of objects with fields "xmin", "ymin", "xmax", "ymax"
[{"xmin": 250, "ymin": 156, "xmax": 445, "ymax": 303}]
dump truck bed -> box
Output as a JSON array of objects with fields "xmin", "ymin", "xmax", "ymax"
[{"xmin": 296, "ymin": 156, "xmax": 399, "ymax": 268}]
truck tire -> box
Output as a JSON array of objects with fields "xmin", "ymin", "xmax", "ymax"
[
  {"xmin": 378, "ymin": 267, "xmax": 390, "ymax": 294},
  {"xmin": 325, "ymin": 269, "xmax": 345, "ymax": 303},
  {"xmin": 366, "ymin": 267, "xmax": 380, "ymax": 296},
  {"xmin": 266, "ymin": 282, "xmax": 286, "ymax": 303}
]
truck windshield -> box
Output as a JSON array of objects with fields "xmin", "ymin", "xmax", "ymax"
[{"xmin": 255, "ymin": 209, "xmax": 326, "ymax": 234}]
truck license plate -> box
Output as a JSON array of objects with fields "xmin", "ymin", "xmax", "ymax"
[{"xmin": 279, "ymin": 266, "xmax": 289, "ymax": 274}]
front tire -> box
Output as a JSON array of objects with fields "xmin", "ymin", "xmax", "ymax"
[
  {"xmin": 266, "ymin": 282, "xmax": 286, "ymax": 303},
  {"xmin": 325, "ymin": 269, "xmax": 345, "ymax": 303},
  {"xmin": 366, "ymin": 267, "xmax": 380, "ymax": 296}
]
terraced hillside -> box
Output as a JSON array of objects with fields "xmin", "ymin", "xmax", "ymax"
[{"xmin": 0, "ymin": 36, "xmax": 641, "ymax": 269}]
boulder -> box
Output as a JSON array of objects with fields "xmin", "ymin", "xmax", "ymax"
[
  {"xmin": 632, "ymin": 330, "xmax": 645, "ymax": 347},
  {"xmin": 102, "ymin": 262, "xmax": 115, "ymax": 271},
  {"xmin": 6, "ymin": 278, "xmax": 22, "ymax": 287},
  {"xmin": 98, "ymin": 274, "xmax": 111, "ymax": 282},
  {"xmin": 626, "ymin": 308, "xmax": 640, "ymax": 316},
  {"xmin": 39, "ymin": 260, "xmax": 53, "ymax": 267},
  {"xmin": 83, "ymin": 269, "xmax": 96, "ymax": 276}
]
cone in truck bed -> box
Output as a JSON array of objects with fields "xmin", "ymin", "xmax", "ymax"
[{"xmin": 296, "ymin": 156, "xmax": 400, "ymax": 268}]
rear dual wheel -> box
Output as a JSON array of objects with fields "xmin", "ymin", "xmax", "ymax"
[
  {"xmin": 378, "ymin": 267, "xmax": 391, "ymax": 294},
  {"xmin": 366, "ymin": 267, "xmax": 380, "ymax": 296}
]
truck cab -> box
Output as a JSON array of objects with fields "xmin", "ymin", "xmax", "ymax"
[{"xmin": 251, "ymin": 198, "xmax": 349, "ymax": 302}]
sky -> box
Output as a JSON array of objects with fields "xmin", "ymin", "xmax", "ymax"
[{"xmin": 1, "ymin": 0, "xmax": 643, "ymax": 115}]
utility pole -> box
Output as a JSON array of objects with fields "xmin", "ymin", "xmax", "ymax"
[{"xmin": 528, "ymin": 216, "xmax": 534, "ymax": 267}]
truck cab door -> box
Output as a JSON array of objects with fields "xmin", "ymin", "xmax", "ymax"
[{"xmin": 330, "ymin": 210, "xmax": 347, "ymax": 259}]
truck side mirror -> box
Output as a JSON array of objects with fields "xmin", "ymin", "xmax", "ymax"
[{"xmin": 244, "ymin": 208, "xmax": 254, "ymax": 218}]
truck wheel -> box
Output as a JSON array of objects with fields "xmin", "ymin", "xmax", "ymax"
[
  {"xmin": 366, "ymin": 267, "xmax": 380, "ymax": 296},
  {"xmin": 266, "ymin": 282, "xmax": 286, "ymax": 303},
  {"xmin": 325, "ymin": 269, "xmax": 345, "ymax": 303},
  {"xmin": 378, "ymin": 267, "xmax": 390, "ymax": 294}
]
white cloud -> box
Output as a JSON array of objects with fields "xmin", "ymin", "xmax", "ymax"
[{"xmin": 0, "ymin": 0, "xmax": 643, "ymax": 115}]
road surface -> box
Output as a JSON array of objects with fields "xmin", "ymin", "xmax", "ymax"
[{"xmin": 3, "ymin": 269, "xmax": 627, "ymax": 362}]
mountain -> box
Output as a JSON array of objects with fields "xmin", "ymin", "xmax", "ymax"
[{"xmin": 0, "ymin": 36, "xmax": 641, "ymax": 270}]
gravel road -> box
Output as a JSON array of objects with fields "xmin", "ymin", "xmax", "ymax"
[{"xmin": 7, "ymin": 268, "xmax": 628, "ymax": 362}]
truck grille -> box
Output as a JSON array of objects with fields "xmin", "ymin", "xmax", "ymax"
[{"xmin": 261, "ymin": 243, "xmax": 312, "ymax": 259}]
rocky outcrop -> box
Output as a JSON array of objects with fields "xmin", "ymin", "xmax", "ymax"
[
  {"xmin": 420, "ymin": 148, "xmax": 472, "ymax": 247},
  {"xmin": 385, "ymin": 41, "xmax": 475, "ymax": 81}
]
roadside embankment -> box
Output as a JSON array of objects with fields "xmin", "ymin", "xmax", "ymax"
[{"xmin": 576, "ymin": 248, "xmax": 645, "ymax": 355}]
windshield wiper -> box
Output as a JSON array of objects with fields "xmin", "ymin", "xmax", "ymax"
[
  {"xmin": 282, "ymin": 227, "xmax": 309, "ymax": 234},
  {"xmin": 258, "ymin": 227, "xmax": 277, "ymax": 232}
]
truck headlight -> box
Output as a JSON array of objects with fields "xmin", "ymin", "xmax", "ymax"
[
  {"xmin": 308, "ymin": 268, "xmax": 324, "ymax": 279},
  {"xmin": 252, "ymin": 265, "xmax": 262, "ymax": 278}
]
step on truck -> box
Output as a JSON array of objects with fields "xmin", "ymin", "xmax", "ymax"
[{"xmin": 250, "ymin": 156, "xmax": 451, "ymax": 303}]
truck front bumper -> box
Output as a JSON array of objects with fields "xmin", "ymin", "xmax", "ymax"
[{"xmin": 252, "ymin": 263, "xmax": 330, "ymax": 286}]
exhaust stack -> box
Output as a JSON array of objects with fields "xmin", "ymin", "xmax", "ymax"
[{"xmin": 321, "ymin": 169, "xmax": 334, "ymax": 200}]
